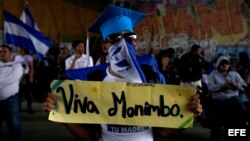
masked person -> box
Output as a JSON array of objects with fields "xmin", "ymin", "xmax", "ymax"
[{"xmin": 43, "ymin": 5, "xmax": 202, "ymax": 141}]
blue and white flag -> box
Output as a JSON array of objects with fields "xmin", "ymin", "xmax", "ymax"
[
  {"xmin": 20, "ymin": 5, "xmax": 40, "ymax": 31},
  {"xmin": 66, "ymin": 63, "xmax": 109, "ymax": 80},
  {"xmin": 137, "ymin": 55, "xmax": 166, "ymax": 84},
  {"xmin": 4, "ymin": 10, "xmax": 51, "ymax": 58},
  {"xmin": 108, "ymin": 39, "xmax": 146, "ymax": 83}
]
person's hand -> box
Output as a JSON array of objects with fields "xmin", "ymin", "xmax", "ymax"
[
  {"xmin": 221, "ymin": 83, "xmax": 232, "ymax": 91},
  {"xmin": 223, "ymin": 82, "xmax": 237, "ymax": 90},
  {"xmin": 42, "ymin": 92, "xmax": 57, "ymax": 113},
  {"xmin": 74, "ymin": 53, "xmax": 81, "ymax": 60},
  {"xmin": 223, "ymin": 83, "xmax": 230, "ymax": 89},
  {"xmin": 188, "ymin": 93, "xmax": 203, "ymax": 117},
  {"xmin": 228, "ymin": 82, "xmax": 237, "ymax": 90}
]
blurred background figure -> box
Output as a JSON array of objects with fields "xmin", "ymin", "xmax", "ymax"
[
  {"xmin": 65, "ymin": 39, "xmax": 93, "ymax": 70},
  {"xmin": 148, "ymin": 41, "xmax": 160, "ymax": 60},
  {"xmin": 14, "ymin": 47, "xmax": 34, "ymax": 114},
  {"xmin": 178, "ymin": 44, "xmax": 209, "ymax": 89},
  {"xmin": 157, "ymin": 48, "xmax": 180, "ymax": 85},
  {"xmin": 235, "ymin": 52, "xmax": 250, "ymax": 82},
  {"xmin": 0, "ymin": 45, "xmax": 23, "ymax": 141},
  {"xmin": 35, "ymin": 48, "xmax": 58, "ymax": 102},
  {"xmin": 95, "ymin": 43, "xmax": 109, "ymax": 66},
  {"xmin": 57, "ymin": 46, "xmax": 70, "ymax": 79},
  {"xmin": 207, "ymin": 56, "xmax": 248, "ymax": 141}
]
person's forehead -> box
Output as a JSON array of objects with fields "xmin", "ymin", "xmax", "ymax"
[
  {"xmin": 1, "ymin": 47, "xmax": 11, "ymax": 52},
  {"xmin": 75, "ymin": 43, "xmax": 84, "ymax": 49},
  {"xmin": 78, "ymin": 43, "xmax": 84, "ymax": 46},
  {"xmin": 197, "ymin": 47, "xmax": 202, "ymax": 51},
  {"xmin": 221, "ymin": 60, "xmax": 229, "ymax": 63}
]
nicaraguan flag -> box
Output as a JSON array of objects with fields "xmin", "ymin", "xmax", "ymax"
[
  {"xmin": 4, "ymin": 10, "xmax": 51, "ymax": 58},
  {"xmin": 108, "ymin": 39, "xmax": 146, "ymax": 83},
  {"xmin": 20, "ymin": 5, "xmax": 40, "ymax": 31},
  {"xmin": 137, "ymin": 55, "xmax": 166, "ymax": 84},
  {"xmin": 66, "ymin": 63, "xmax": 109, "ymax": 81}
]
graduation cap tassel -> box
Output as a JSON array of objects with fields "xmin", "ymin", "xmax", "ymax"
[{"xmin": 86, "ymin": 32, "xmax": 90, "ymax": 65}]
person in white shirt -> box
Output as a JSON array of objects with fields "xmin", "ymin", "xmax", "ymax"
[
  {"xmin": 14, "ymin": 47, "xmax": 34, "ymax": 113},
  {"xmin": 65, "ymin": 39, "xmax": 93, "ymax": 70},
  {"xmin": 0, "ymin": 45, "xmax": 23, "ymax": 141},
  {"xmin": 43, "ymin": 5, "xmax": 203, "ymax": 141}
]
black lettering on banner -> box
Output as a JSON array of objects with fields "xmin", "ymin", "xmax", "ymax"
[
  {"xmin": 56, "ymin": 84, "xmax": 99, "ymax": 114},
  {"xmin": 127, "ymin": 107, "xmax": 134, "ymax": 117},
  {"xmin": 74, "ymin": 96, "xmax": 100, "ymax": 114},
  {"xmin": 74, "ymin": 94, "xmax": 85, "ymax": 113},
  {"xmin": 56, "ymin": 84, "xmax": 74, "ymax": 114},
  {"xmin": 134, "ymin": 105, "xmax": 144, "ymax": 116},
  {"xmin": 108, "ymin": 91, "xmax": 127, "ymax": 117},
  {"xmin": 108, "ymin": 91, "xmax": 181, "ymax": 118},
  {"xmin": 160, "ymin": 95, "xmax": 180, "ymax": 117},
  {"xmin": 148, "ymin": 104, "xmax": 160, "ymax": 116},
  {"xmin": 171, "ymin": 104, "xmax": 180, "ymax": 116},
  {"xmin": 144, "ymin": 102, "xmax": 150, "ymax": 116}
]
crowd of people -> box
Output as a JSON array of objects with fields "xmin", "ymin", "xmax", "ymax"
[{"xmin": 1, "ymin": 4, "xmax": 249, "ymax": 141}]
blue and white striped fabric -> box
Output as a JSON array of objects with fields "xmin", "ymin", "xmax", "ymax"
[
  {"xmin": 108, "ymin": 39, "xmax": 146, "ymax": 83},
  {"xmin": 20, "ymin": 5, "xmax": 40, "ymax": 31},
  {"xmin": 137, "ymin": 54, "xmax": 166, "ymax": 84},
  {"xmin": 66, "ymin": 63, "xmax": 109, "ymax": 80},
  {"xmin": 4, "ymin": 10, "xmax": 51, "ymax": 58}
]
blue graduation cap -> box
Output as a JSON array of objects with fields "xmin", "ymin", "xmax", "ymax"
[{"xmin": 88, "ymin": 5, "xmax": 146, "ymax": 40}]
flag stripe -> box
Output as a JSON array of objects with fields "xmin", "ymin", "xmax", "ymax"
[
  {"xmin": 20, "ymin": 6, "xmax": 39, "ymax": 30},
  {"xmin": 5, "ymin": 33, "xmax": 43, "ymax": 57},
  {"xmin": 4, "ymin": 21, "xmax": 49, "ymax": 55},
  {"xmin": 124, "ymin": 40, "xmax": 146, "ymax": 83},
  {"xmin": 137, "ymin": 55, "xmax": 166, "ymax": 84},
  {"xmin": 24, "ymin": 6, "xmax": 36, "ymax": 28},
  {"xmin": 66, "ymin": 63, "xmax": 109, "ymax": 80},
  {"xmin": 4, "ymin": 10, "xmax": 51, "ymax": 57},
  {"xmin": 4, "ymin": 11, "xmax": 51, "ymax": 47}
]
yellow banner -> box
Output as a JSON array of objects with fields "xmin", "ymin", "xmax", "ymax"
[{"xmin": 49, "ymin": 80, "xmax": 196, "ymax": 128}]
